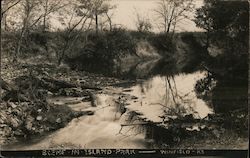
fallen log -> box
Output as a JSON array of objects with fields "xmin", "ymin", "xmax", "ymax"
[
  {"xmin": 0, "ymin": 78, "xmax": 28, "ymax": 102},
  {"xmin": 42, "ymin": 77, "xmax": 76, "ymax": 89}
]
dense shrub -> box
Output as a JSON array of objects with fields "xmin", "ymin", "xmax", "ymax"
[
  {"xmin": 64, "ymin": 29, "xmax": 137, "ymax": 75},
  {"xmin": 94, "ymin": 28, "xmax": 136, "ymax": 58},
  {"xmin": 148, "ymin": 33, "xmax": 175, "ymax": 56}
]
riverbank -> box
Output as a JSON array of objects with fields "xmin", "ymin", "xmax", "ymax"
[{"xmin": 0, "ymin": 58, "xmax": 126, "ymax": 146}]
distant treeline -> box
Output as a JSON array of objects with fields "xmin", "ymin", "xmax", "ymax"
[{"xmin": 2, "ymin": 29, "xmax": 207, "ymax": 73}]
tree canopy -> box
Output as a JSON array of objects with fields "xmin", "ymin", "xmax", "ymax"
[
  {"xmin": 194, "ymin": 0, "xmax": 249, "ymax": 82},
  {"xmin": 195, "ymin": 0, "xmax": 249, "ymax": 41}
]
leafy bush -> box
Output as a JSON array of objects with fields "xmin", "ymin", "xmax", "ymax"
[{"xmin": 94, "ymin": 28, "xmax": 136, "ymax": 59}]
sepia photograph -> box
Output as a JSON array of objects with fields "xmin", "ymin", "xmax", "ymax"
[{"xmin": 0, "ymin": 0, "xmax": 249, "ymax": 157}]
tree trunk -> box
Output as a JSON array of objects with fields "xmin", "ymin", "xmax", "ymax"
[
  {"xmin": 106, "ymin": 13, "xmax": 112, "ymax": 31},
  {"xmin": 1, "ymin": 0, "xmax": 7, "ymax": 30},
  {"xmin": 43, "ymin": 14, "xmax": 46, "ymax": 32},
  {"xmin": 1, "ymin": 13, "xmax": 8, "ymax": 31},
  {"xmin": 57, "ymin": 45, "xmax": 68, "ymax": 66},
  {"xmin": 95, "ymin": 13, "xmax": 98, "ymax": 35},
  {"xmin": 166, "ymin": 22, "xmax": 171, "ymax": 33},
  {"xmin": 15, "ymin": 31, "xmax": 25, "ymax": 62},
  {"xmin": 15, "ymin": 8, "xmax": 30, "ymax": 62},
  {"xmin": 58, "ymin": 54, "xmax": 63, "ymax": 66},
  {"xmin": 43, "ymin": 0, "xmax": 48, "ymax": 32},
  {"xmin": 170, "ymin": 20, "xmax": 177, "ymax": 40},
  {"xmin": 164, "ymin": 17, "xmax": 167, "ymax": 33},
  {"xmin": 167, "ymin": 7, "xmax": 176, "ymax": 33}
]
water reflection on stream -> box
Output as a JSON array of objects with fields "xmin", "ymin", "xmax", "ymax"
[
  {"xmin": 6, "ymin": 69, "xmax": 214, "ymax": 150},
  {"xmin": 125, "ymin": 71, "xmax": 213, "ymax": 123}
]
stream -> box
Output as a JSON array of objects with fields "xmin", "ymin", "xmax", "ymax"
[{"xmin": 5, "ymin": 67, "xmax": 214, "ymax": 150}]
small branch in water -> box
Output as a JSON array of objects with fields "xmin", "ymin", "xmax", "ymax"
[
  {"xmin": 166, "ymin": 77, "xmax": 177, "ymax": 104},
  {"xmin": 121, "ymin": 123, "xmax": 149, "ymax": 126},
  {"xmin": 117, "ymin": 125, "xmax": 145, "ymax": 140}
]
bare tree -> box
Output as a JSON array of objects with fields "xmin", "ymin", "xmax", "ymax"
[
  {"xmin": 154, "ymin": 0, "xmax": 194, "ymax": 34},
  {"xmin": 134, "ymin": 11, "xmax": 152, "ymax": 32},
  {"xmin": 1, "ymin": 0, "xmax": 22, "ymax": 18},
  {"xmin": 1, "ymin": 0, "xmax": 22, "ymax": 30},
  {"xmin": 56, "ymin": 0, "xmax": 95, "ymax": 65},
  {"xmin": 105, "ymin": 11, "xmax": 114, "ymax": 31},
  {"xmin": 98, "ymin": 8, "xmax": 116, "ymax": 32},
  {"xmin": 14, "ymin": 0, "xmax": 40, "ymax": 61},
  {"xmin": 78, "ymin": 0, "xmax": 115, "ymax": 34},
  {"xmin": 8, "ymin": 0, "xmax": 68, "ymax": 61},
  {"xmin": 36, "ymin": 0, "xmax": 68, "ymax": 32}
]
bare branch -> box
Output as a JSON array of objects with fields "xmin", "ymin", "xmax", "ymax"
[{"xmin": 1, "ymin": 0, "xmax": 22, "ymax": 17}]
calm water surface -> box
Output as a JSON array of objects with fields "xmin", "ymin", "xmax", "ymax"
[{"xmin": 4, "ymin": 60, "xmax": 214, "ymax": 149}]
